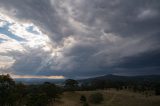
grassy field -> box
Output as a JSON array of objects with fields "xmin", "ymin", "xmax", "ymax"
[{"xmin": 53, "ymin": 90, "xmax": 160, "ymax": 106}]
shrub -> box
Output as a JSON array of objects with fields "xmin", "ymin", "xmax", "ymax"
[
  {"xmin": 89, "ymin": 92, "xmax": 103, "ymax": 104},
  {"xmin": 80, "ymin": 95, "xmax": 87, "ymax": 103},
  {"xmin": 83, "ymin": 102, "xmax": 89, "ymax": 106},
  {"xmin": 26, "ymin": 93, "xmax": 48, "ymax": 106},
  {"xmin": 155, "ymin": 84, "xmax": 160, "ymax": 95}
]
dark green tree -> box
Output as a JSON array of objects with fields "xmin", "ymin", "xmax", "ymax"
[
  {"xmin": 0, "ymin": 74, "xmax": 16, "ymax": 106},
  {"xmin": 41, "ymin": 82, "xmax": 62, "ymax": 102},
  {"xmin": 26, "ymin": 93, "xmax": 48, "ymax": 106},
  {"xmin": 14, "ymin": 82, "xmax": 28, "ymax": 105},
  {"xmin": 64, "ymin": 79, "xmax": 78, "ymax": 91}
]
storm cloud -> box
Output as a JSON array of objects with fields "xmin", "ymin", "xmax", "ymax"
[{"xmin": 0, "ymin": 0, "xmax": 160, "ymax": 78}]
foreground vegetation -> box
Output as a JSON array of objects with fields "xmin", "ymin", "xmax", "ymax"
[
  {"xmin": 0, "ymin": 74, "xmax": 160, "ymax": 106},
  {"xmin": 54, "ymin": 90, "xmax": 160, "ymax": 106},
  {"xmin": 0, "ymin": 74, "xmax": 62, "ymax": 106}
]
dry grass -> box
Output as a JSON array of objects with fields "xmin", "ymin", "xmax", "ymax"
[{"xmin": 53, "ymin": 90, "xmax": 160, "ymax": 106}]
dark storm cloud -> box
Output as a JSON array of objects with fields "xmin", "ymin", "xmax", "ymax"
[
  {"xmin": 117, "ymin": 50, "xmax": 160, "ymax": 69},
  {"xmin": 0, "ymin": 0, "xmax": 160, "ymax": 78},
  {"xmin": 8, "ymin": 47, "xmax": 54, "ymax": 75},
  {"xmin": 75, "ymin": 0, "xmax": 160, "ymax": 36}
]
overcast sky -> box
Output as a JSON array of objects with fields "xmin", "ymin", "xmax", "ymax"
[{"xmin": 0, "ymin": 0, "xmax": 160, "ymax": 79}]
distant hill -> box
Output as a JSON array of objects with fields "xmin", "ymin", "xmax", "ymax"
[
  {"xmin": 78, "ymin": 74, "xmax": 160, "ymax": 83},
  {"xmin": 14, "ymin": 74, "xmax": 160, "ymax": 84}
]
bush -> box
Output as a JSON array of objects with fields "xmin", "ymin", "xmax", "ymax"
[
  {"xmin": 155, "ymin": 84, "xmax": 160, "ymax": 95},
  {"xmin": 80, "ymin": 95, "xmax": 87, "ymax": 103},
  {"xmin": 83, "ymin": 102, "xmax": 89, "ymax": 106},
  {"xmin": 155, "ymin": 88, "xmax": 160, "ymax": 95},
  {"xmin": 26, "ymin": 93, "xmax": 48, "ymax": 106},
  {"xmin": 89, "ymin": 92, "xmax": 103, "ymax": 104}
]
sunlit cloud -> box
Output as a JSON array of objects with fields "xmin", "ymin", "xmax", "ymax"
[
  {"xmin": 0, "ymin": 56, "xmax": 14, "ymax": 68},
  {"xmin": 0, "ymin": 34, "xmax": 25, "ymax": 52},
  {"xmin": 11, "ymin": 74, "xmax": 65, "ymax": 79},
  {"xmin": 0, "ymin": 12, "xmax": 54, "ymax": 69}
]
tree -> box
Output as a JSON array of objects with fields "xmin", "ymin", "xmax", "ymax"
[
  {"xmin": 89, "ymin": 92, "xmax": 103, "ymax": 104},
  {"xmin": 26, "ymin": 82, "xmax": 62, "ymax": 106},
  {"xmin": 26, "ymin": 93, "xmax": 48, "ymax": 106},
  {"xmin": 41, "ymin": 82, "xmax": 62, "ymax": 102},
  {"xmin": 26, "ymin": 84, "xmax": 49, "ymax": 106},
  {"xmin": 14, "ymin": 83, "xmax": 28, "ymax": 105},
  {"xmin": 64, "ymin": 79, "xmax": 78, "ymax": 91},
  {"xmin": 0, "ymin": 74, "xmax": 16, "ymax": 106}
]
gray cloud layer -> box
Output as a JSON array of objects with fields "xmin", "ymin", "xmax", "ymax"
[{"xmin": 0, "ymin": 0, "xmax": 160, "ymax": 78}]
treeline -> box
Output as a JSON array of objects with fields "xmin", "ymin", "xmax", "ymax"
[
  {"xmin": 63, "ymin": 77, "xmax": 160, "ymax": 96},
  {"xmin": 0, "ymin": 74, "xmax": 62, "ymax": 106},
  {"xmin": 79, "ymin": 79, "xmax": 160, "ymax": 96}
]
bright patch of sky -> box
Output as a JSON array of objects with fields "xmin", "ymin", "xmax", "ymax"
[
  {"xmin": 12, "ymin": 74, "xmax": 65, "ymax": 79},
  {"xmin": 0, "ymin": 13, "xmax": 52, "ymax": 69},
  {"xmin": 0, "ymin": 56, "xmax": 14, "ymax": 69}
]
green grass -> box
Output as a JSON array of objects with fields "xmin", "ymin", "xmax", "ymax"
[{"xmin": 53, "ymin": 90, "xmax": 160, "ymax": 106}]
